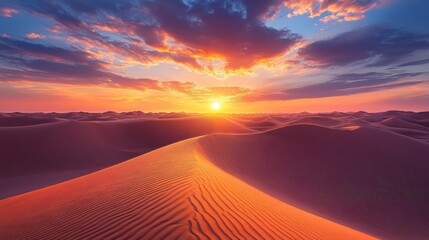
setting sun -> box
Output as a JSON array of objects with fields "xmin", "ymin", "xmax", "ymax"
[
  {"xmin": 1, "ymin": 1, "xmax": 428, "ymax": 239},
  {"xmin": 211, "ymin": 101, "xmax": 221, "ymax": 111}
]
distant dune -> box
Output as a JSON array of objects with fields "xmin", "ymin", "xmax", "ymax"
[
  {"xmin": 0, "ymin": 116, "xmax": 250, "ymax": 198},
  {"xmin": 0, "ymin": 114, "xmax": 60, "ymax": 127},
  {"xmin": 0, "ymin": 111, "xmax": 428, "ymax": 239}
]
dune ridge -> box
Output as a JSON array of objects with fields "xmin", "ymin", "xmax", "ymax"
[
  {"xmin": 0, "ymin": 137, "xmax": 376, "ymax": 240},
  {"xmin": 0, "ymin": 116, "xmax": 250, "ymax": 198}
]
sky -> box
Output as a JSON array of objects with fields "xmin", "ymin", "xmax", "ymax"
[{"xmin": 0, "ymin": 0, "xmax": 428, "ymax": 113}]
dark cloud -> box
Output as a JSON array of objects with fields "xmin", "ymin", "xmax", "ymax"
[
  {"xmin": 398, "ymin": 59, "xmax": 429, "ymax": 67},
  {"xmin": 0, "ymin": 37, "xmax": 91, "ymax": 63},
  {"xmin": 142, "ymin": 0, "xmax": 301, "ymax": 69},
  {"xmin": 299, "ymin": 26, "xmax": 429, "ymax": 67},
  {"xmin": 0, "ymin": 37, "xmax": 248, "ymax": 99},
  {"xmin": 0, "ymin": 37, "xmax": 161, "ymax": 90},
  {"xmin": 12, "ymin": 0, "xmax": 301, "ymax": 71},
  {"xmin": 243, "ymin": 72, "xmax": 426, "ymax": 101},
  {"xmin": 5, "ymin": 1, "xmax": 384, "ymax": 72}
]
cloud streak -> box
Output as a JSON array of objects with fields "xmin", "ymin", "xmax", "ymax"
[
  {"xmin": 242, "ymin": 72, "xmax": 426, "ymax": 101},
  {"xmin": 0, "ymin": 37, "xmax": 249, "ymax": 100},
  {"xmin": 0, "ymin": 0, "xmax": 384, "ymax": 77},
  {"xmin": 299, "ymin": 26, "xmax": 429, "ymax": 67},
  {"xmin": 8, "ymin": 0, "xmax": 379, "ymax": 73},
  {"xmin": 0, "ymin": 8, "xmax": 18, "ymax": 17},
  {"xmin": 398, "ymin": 58, "xmax": 429, "ymax": 67},
  {"xmin": 25, "ymin": 33, "xmax": 45, "ymax": 39},
  {"xmin": 13, "ymin": 0, "xmax": 303, "ymax": 72}
]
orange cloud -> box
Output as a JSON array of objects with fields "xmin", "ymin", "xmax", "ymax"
[
  {"xmin": 160, "ymin": 81, "xmax": 251, "ymax": 101},
  {"xmin": 0, "ymin": 80, "xmax": 252, "ymax": 113},
  {"xmin": 3, "ymin": 80, "xmax": 427, "ymax": 113},
  {"xmin": 15, "ymin": 1, "xmax": 302, "ymax": 75},
  {"xmin": 0, "ymin": 8, "xmax": 18, "ymax": 17},
  {"xmin": 25, "ymin": 33, "xmax": 45, "ymax": 39},
  {"xmin": 48, "ymin": 24, "xmax": 64, "ymax": 33},
  {"xmin": 284, "ymin": 0, "xmax": 378, "ymax": 22}
]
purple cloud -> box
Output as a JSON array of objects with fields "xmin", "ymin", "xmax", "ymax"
[
  {"xmin": 13, "ymin": 0, "xmax": 301, "ymax": 71},
  {"xmin": 299, "ymin": 26, "xmax": 429, "ymax": 67},
  {"xmin": 0, "ymin": 37, "xmax": 249, "ymax": 99},
  {"xmin": 398, "ymin": 59, "xmax": 429, "ymax": 67},
  {"xmin": 0, "ymin": 37, "xmax": 161, "ymax": 90}
]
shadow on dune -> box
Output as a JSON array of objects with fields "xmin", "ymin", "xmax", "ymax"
[{"xmin": 197, "ymin": 124, "xmax": 429, "ymax": 240}]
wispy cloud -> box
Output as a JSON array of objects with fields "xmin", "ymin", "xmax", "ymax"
[
  {"xmin": 0, "ymin": 8, "xmax": 18, "ymax": 17},
  {"xmin": 0, "ymin": 37, "xmax": 249, "ymax": 100},
  {"xmin": 298, "ymin": 26, "xmax": 429, "ymax": 67},
  {"xmin": 25, "ymin": 33, "xmax": 45, "ymax": 39},
  {"xmin": 1, "ymin": 0, "xmax": 383, "ymax": 76},
  {"xmin": 242, "ymin": 72, "xmax": 426, "ymax": 101},
  {"xmin": 13, "ymin": 0, "xmax": 303, "ymax": 73},
  {"xmin": 284, "ymin": 0, "xmax": 379, "ymax": 22},
  {"xmin": 398, "ymin": 59, "xmax": 429, "ymax": 67}
]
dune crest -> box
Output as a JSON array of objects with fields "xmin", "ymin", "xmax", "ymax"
[
  {"xmin": 0, "ymin": 116, "xmax": 250, "ymax": 199},
  {"xmin": 0, "ymin": 137, "xmax": 375, "ymax": 240}
]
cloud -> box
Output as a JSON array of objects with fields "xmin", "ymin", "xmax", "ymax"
[
  {"xmin": 380, "ymin": 91, "xmax": 429, "ymax": 110},
  {"xmin": 0, "ymin": 37, "xmax": 96, "ymax": 65},
  {"xmin": 144, "ymin": 0, "xmax": 302, "ymax": 70},
  {"xmin": 0, "ymin": 8, "xmax": 18, "ymax": 17},
  {"xmin": 398, "ymin": 59, "xmax": 429, "ymax": 67},
  {"xmin": 242, "ymin": 72, "xmax": 426, "ymax": 101},
  {"xmin": 298, "ymin": 26, "xmax": 429, "ymax": 67},
  {"xmin": 161, "ymin": 81, "xmax": 250, "ymax": 100},
  {"xmin": 284, "ymin": 0, "xmax": 379, "ymax": 22},
  {"xmin": 13, "ymin": 0, "xmax": 302, "ymax": 72},
  {"xmin": 5, "ymin": 0, "xmax": 383, "ymax": 74},
  {"xmin": 0, "ymin": 37, "xmax": 163, "ymax": 90},
  {"xmin": 25, "ymin": 33, "xmax": 45, "ymax": 39},
  {"xmin": 0, "ymin": 37, "xmax": 249, "ymax": 100}
]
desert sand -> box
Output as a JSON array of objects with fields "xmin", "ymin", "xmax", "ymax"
[
  {"xmin": 198, "ymin": 124, "xmax": 429, "ymax": 239},
  {"xmin": 1, "ymin": 111, "xmax": 428, "ymax": 239},
  {"xmin": 0, "ymin": 115, "xmax": 250, "ymax": 198},
  {"xmin": 0, "ymin": 136, "xmax": 375, "ymax": 240}
]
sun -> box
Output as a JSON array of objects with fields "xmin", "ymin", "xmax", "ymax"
[{"xmin": 211, "ymin": 101, "xmax": 221, "ymax": 111}]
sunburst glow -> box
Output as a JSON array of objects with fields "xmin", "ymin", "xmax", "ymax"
[{"xmin": 211, "ymin": 101, "xmax": 221, "ymax": 111}]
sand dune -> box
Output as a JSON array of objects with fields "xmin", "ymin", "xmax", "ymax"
[
  {"xmin": 239, "ymin": 118, "xmax": 281, "ymax": 131},
  {"xmin": 284, "ymin": 116, "xmax": 342, "ymax": 127},
  {"xmin": 197, "ymin": 124, "xmax": 429, "ymax": 239},
  {"xmin": 1, "ymin": 111, "xmax": 428, "ymax": 239},
  {"xmin": 0, "ymin": 116, "xmax": 250, "ymax": 198},
  {"xmin": 0, "ymin": 114, "xmax": 60, "ymax": 127},
  {"xmin": 0, "ymin": 137, "xmax": 376, "ymax": 240},
  {"xmin": 379, "ymin": 116, "xmax": 429, "ymax": 131}
]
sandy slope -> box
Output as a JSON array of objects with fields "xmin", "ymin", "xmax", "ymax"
[
  {"xmin": 198, "ymin": 124, "xmax": 429, "ymax": 239},
  {"xmin": 0, "ymin": 137, "xmax": 375, "ymax": 240},
  {"xmin": 0, "ymin": 116, "xmax": 251, "ymax": 198}
]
